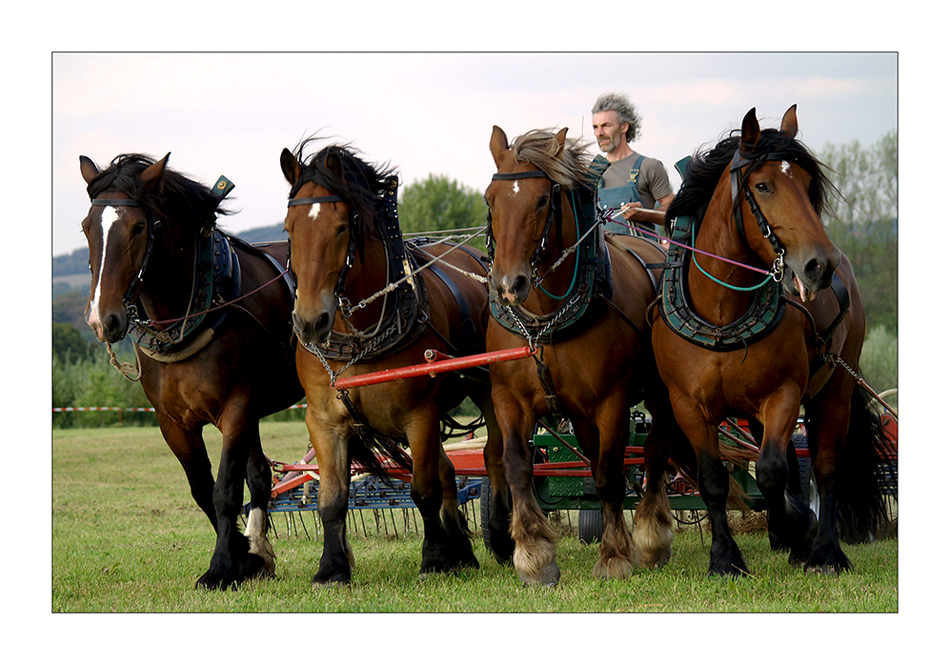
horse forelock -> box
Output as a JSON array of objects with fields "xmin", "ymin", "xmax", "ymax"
[
  {"xmin": 86, "ymin": 153, "xmax": 231, "ymax": 240},
  {"xmin": 289, "ymin": 140, "xmax": 397, "ymax": 241},
  {"xmin": 666, "ymin": 128, "xmax": 833, "ymax": 232},
  {"xmin": 509, "ymin": 129, "xmax": 595, "ymax": 192}
]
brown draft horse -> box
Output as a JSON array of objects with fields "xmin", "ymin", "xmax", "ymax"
[
  {"xmin": 653, "ymin": 106, "xmax": 892, "ymax": 576},
  {"xmin": 79, "ymin": 153, "xmax": 303, "ymax": 589},
  {"xmin": 484, "ymin": 126, "xmax": 688, "ymax": 586},
  {"xmin": 279, "ymin": 141, "xmax": 506, "ymax": 586}
]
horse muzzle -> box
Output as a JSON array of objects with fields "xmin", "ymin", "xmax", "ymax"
[
  {"xmin": 292, "ymin": 308, "xmax": 334, "ymax": 347},
  {"xmin": 85, "ymin": 304, "xmax": 128, "ymax": 344},
  {"xmin": 489, "ymin": 269, "xmax": 530, "ymax": 307},
  {"xmin": 783, "ymin": 245, "xmax": 841, "ymax": 303}
]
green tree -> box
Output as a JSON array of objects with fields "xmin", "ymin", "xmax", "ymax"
[
  {"xmin": 53, "ymin": 322, "xmax": 95, "ymax": 363},
  {"xmin": 819, "ymin": 131, "xmax": 897, "ymax": 334},
  {"xmin": 399, "ymin": 174, "xmax": 488, "ymax": 252}
]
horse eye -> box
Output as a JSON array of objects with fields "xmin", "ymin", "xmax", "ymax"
[
  {"xmin": 336, "ymin": 224, "xmax": 348, "ymax": 236},
  {"xmin": 131, "ymin": 222, "xmax": 147, "ymax": 236},
  {"xmin": 537, "ymin": 195, "xmax": 550, "ymax": 209},
  {"xmin": 755, "ymin": 183, "xmax": 770, "ymax": 194}
]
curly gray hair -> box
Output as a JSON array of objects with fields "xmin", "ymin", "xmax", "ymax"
[{"xmin": 591, "ymin": 92, "xmax": 642, "ymax": 144}]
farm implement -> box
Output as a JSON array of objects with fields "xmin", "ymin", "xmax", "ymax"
[{"xmin": 250, "ymin": 346, "xmax": 896, "ymax": 542}]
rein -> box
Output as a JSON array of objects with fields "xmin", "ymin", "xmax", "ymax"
[
  {"xmin": 603, "ymin": 209, "xmax": 780, "ymax": 284},
  {"xmin": 144, "ymin": 267, "xmax": 291, "ymax": 328}
]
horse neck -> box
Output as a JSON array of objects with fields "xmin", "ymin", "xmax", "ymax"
[
  {"xmin": 687, "ymin": 183, "xmax": 765, "ymax": 326},
  {"xmin": 136, "ymin": 227, "xmax": 200, "ymax": 326},
  {"xmin": 332, "ymin": 223, "xmax": 390, "ymax": 333},
  {"xmin": 522, "ymin": 188, "xmax": 580, "ymax": 314}
]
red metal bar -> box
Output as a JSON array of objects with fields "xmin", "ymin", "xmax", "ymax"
[{"xmin": 334, "ymin": 346, "xmax": 536, "ymax": 389}]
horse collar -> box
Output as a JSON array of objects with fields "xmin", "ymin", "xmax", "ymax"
[
  {"xmin": 659, "ymin": 214, "xmax": 785, "ymax": 351},
  {"xmin": 130, "ymin": 229, "xmax": 240, "ymax": 359}
]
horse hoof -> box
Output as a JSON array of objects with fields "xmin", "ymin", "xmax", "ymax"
[
  {"xmin": 312, "ymin": 575, "xmax": 350, "ymax": 588},
  {"xmin": 195, "ymin": 572, "xmax": 239, "ymax": 591},
  {"xmin": 518, "ymin": 563, "xmax": 560, "ymax": 587},
  {"xmin": 593, "ymin": 556, "xmax": 634, "ymax": 579}
]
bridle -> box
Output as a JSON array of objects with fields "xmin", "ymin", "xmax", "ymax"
[
  {"xmin": 486, "ymin": 170, "xmax": 562, "ymax": 277},
  {"xmin": 89, "ymin": 197, "xmax": 161, "ymax": 322},
  {"xmin": 286, "ymin": 194, "xmax": 357, "ymax": 303},
  {"xmin": 728, "ymin": 148, "xmax": 791, "ymax": 278}
]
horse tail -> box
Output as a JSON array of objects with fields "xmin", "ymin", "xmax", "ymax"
[
  {"xmin": 835, "ymin": 385, "xmax": 894, "ymax": 543},
  {"xmin": 347, "ymin": 430, "xmax": 413, "ymax": 483}
]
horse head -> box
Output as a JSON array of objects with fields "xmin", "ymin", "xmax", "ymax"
[
  {"xmin": 281, "ymin": 142, "xmax": 392, "ymax": 348},
  {"xmin": 79, "ymin": 153, "xmax": 169, "ymax": 343},
  {"xmin": 485, "ymin": 125, "xmax": 571, "ymax": 307},
  {"xmin": 734, "ymin": 106, "xmax": 840, "ymax": 302},
  {"xmin": 281, "ymin": 147, "xmax": 355, "ymax": 347}
]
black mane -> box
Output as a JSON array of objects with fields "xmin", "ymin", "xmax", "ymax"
[
  {"xmin": 666, "ymin": 128, "xmax": 834, "ymax": 233},
  {"xmin": 85, "ymin": 154, "xmax": 232, "ymax": 235},
  {"xmin": 288, "ymin": 139, "xmax": 398, "ymax": 242}
]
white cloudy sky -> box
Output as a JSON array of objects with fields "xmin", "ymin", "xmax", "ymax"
[{"xmin": 52, "ymin": 51, "xmax": 896, "ymax": 256}]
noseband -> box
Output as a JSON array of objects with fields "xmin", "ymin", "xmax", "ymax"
[{"xmin": 487, "ymin": 170, "xmax": 562, "ymax": 272}]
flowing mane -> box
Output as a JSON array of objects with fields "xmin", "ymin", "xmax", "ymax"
[
  {"xmin": 665, "ymin": 128, "xmax": 835, "ymax": 233},
  {"xmin": 287, "ymin": 139, "xmax": 398, "ymax": 241},
  {"xmin": 509, "ymin": 128, "xmax": 595, "ymax": 191},
  {"xmin": 84, "ymin": 153, "xmax": 233, "ymax": 234}
]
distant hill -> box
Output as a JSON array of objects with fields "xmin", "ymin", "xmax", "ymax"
[{"xmin": 53, "ymin": 223, "xmax": 287, "ymax": 279}]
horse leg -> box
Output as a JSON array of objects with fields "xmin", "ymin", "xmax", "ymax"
[
  {"xmin": 675, "ymin": 401, "xmax": 748, "ymax": 577},
  {"xmin": 309, "ymin": 416, "xmax": 354, "ymax": 587},
  {"xmin": 436, "ymin": 445, "xmax": 480, "ymax": 570},
  {"xmin": 405, "ymin": 411, "xmax": 476, "ymax": 578},
  {"xmin": 473, "ymin": 388, "xmax": 514, "ymax": 563},
  {"xmin": 156, "ymin": 413, "xmax": 217, "ymax": 530},
  {"xmin": 197, "ymin": 405, "xmax": 270, "ymax": 590},
  {"xmin": 497, "ymin": 400, "xmax": 559, "ymax": 586},
  {"xmin": 244, "ymin": 434, "xmax": 276, "ymax": 577},
  {"xmin": 632, "ymin": 395, "xmax": 677, "ymax": 568},
  {"xmin": 575, "ymin": 406, "xmax": 636, "ymax": 579},
  {"xmin": 802, "ymin": 392, "xmax": 854, "ymax": 573},
  {"xmin": 754, "ymin": 393, "xmax": 817, "ymax": 566}
]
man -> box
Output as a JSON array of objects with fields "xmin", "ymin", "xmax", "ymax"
[{"xmin": 591, "ymin": 92, "xmax": 674, "ymax": 237}]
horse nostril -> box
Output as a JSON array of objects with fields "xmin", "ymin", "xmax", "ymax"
[
  {"xmin": 804, "ymin": 257, "xmax": 831, "ymax": 287},
  {"xmin": 511, "ymin": 274, "xmax": 529, "ymax": 298}
]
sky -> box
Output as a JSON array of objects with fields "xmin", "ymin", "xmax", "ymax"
[{"xmin": 52, "ymin": 52, "xmax": 897, "ymax": 257}]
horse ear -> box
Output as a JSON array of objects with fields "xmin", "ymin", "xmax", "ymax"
[
  {"xmin": 79, "ymin": 155, "xmax": 100, "ymax": 185},
  {"xmin": 324, "ymin": 150, "xmax": 342, "ymax": 177},
  {"xmin": 141, "ymin": 152, "xmax": 170, "ymax": 186},
  {"xmin": 555, "ymin": 127, "xmax": 568, "ymax": 151},
  {"xmin": 740, "ymin": 108, "xmax": 760, "ymax": 149},
  {"xmin": 280, "ymin": 148, "xmax": 301, "ymax": 186},
  {"xmin": 780, "ymin": 104, "xmax": 799, "ymax": 138},
  {"xmin": 490, "ymin": 125, "xmax": 509, "ymax": 168}
]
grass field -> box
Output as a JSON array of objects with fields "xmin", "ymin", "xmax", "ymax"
[{"xmin": 50, "ymin": 421, "xmax": 900, "ymax": 616}]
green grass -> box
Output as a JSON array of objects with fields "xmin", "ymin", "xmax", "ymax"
[{"xmin": 52, "ymin": 422, "xmax": 897, "ymax": 614}]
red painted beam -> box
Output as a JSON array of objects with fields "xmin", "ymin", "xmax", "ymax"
[{"xmin": 334, "ymin": 346, "xmax": 536, "ymax": 389}]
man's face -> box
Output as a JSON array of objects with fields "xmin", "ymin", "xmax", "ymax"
[{"xmin": 592, "ymin": 110, "xmax": 627, "ymax": 154}]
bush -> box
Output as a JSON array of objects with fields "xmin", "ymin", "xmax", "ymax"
[{"xmin": 52, "ymin": 347, "xmax": 154, "ymax": 428}]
